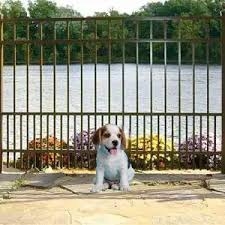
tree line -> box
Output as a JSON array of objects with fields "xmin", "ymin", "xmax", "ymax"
[{"xmin": 0, "ymin": 0, "xmax": 224, "ymax": 64}]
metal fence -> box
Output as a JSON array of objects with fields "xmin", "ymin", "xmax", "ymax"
[{"xmin": 0, "ymin": 15, "xmax": 225, "ymax": 172}]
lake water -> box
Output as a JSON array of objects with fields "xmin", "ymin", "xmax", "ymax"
[
  {"xmin": 1, "ymin": 64, "xmax": 222, "ymax": 151},
  {"xmin": 2, "ymin": 64, "xmax": 222, "ymax": 113}
]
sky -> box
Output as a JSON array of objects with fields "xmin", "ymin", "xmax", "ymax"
[{"xmin": 2, "ymin": 0, "xmax": 162, "ymax": 16}]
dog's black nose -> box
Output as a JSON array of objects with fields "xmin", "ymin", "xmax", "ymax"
[{"xmin": 112, "ymin": 140, "xmax": 118, "ymax": 146}]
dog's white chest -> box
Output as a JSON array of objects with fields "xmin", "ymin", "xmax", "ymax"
[{"xmin": 103, "ymin": 155, "xmax": 121, "ymax": 181}]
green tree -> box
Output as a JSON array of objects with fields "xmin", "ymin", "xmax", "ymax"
[
  {"xmin": 1, "ymin": 0, "xmax": 27, "ymax": 18},
  {"xmin": 28, "ymin": 0, "xmax": 58, "ymax": 18},
  {"xmin": 1, "ymin": 0, "xmax": 27, "ymax": 64},
  {"xmin": 0, "ymin": 0, "xmax": 223, "ymax": 64},
  {"xmin": 82, "ymin": 10, "xmax": 129, "ymax": 63},
  {"xmin": 55, "ymin": 6, "xmax": 82, "ymax": 63},
  {"xmin": 135, "ymin": 0, "xmax": 223, "ymax": 64},
  {"xmin": 28, "ymin": 0, "xmax": 58, "ymax": 63}
]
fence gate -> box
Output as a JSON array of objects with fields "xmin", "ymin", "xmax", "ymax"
[{"xmin": 0, "ymin": 15, "xmax": 225, "ymax": 173}]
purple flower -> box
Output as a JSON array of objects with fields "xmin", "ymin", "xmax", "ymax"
[
  {"xmin": 69, "ymin": 129, "xmax": 96, "ymax": 168},
  {"xmin": 179, "ymin": 134, "xmax": 221, "ymax": 169}
]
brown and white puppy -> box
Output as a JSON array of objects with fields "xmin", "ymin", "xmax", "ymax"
[{"xmin": 91, "ymin": 124, "xmax": 134, "ymax": 192}]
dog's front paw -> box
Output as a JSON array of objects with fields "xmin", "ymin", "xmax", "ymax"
[
  {"xmin": 120, "ymin": 184, "xmax": 130, "ymax": 192},
  {"xmin": 111, "ymin": 184, "xmax": 120, "ymax": 190},
  {"xmin": 90, "ymin": 185, "xmax": 105, "ymax": 193}
]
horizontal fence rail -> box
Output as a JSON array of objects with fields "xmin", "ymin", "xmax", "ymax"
[{"xmin": 0, "ymin": 15, "xmax": 224, "ymax": 172}]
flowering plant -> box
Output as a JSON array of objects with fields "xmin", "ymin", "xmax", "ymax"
[
  {"xmin": 128, "ymin": 135, "xmax": 177, "ymax": 169},
  {"xmin": 179, "ymin": 134, "xmax": 221, "ymax": 169}
]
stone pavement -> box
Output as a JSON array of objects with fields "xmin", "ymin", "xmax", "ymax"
[{"xmin": 0, "ymin": 169, "xmax": 225, "ymax": 225}]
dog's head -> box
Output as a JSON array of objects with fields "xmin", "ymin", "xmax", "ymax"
[{"xmin": 92, "ymin": 124, "xmax": 126, "ymax": 155}]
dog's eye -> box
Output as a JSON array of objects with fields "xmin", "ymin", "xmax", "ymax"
[
  {"xmin": 103, "ymin": 133, "xmax": 110, "ymax": 138},
  {"xmin": 117, "ymin": 134, "xmax": 121, "ymax": 138}
]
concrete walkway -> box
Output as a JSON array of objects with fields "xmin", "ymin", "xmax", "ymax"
[{"xmin": 1, "ymin": 169, "xmax": 225, "ymax": 225}]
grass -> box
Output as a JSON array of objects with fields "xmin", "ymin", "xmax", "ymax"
[{"xmin": 11, "ymin": 177, "xmax": 26, "ymax": 190}]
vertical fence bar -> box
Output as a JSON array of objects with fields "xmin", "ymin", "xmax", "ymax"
[
  {"xmin": 178, "ymin": 19, "xmax": 181, "ymax": 169},
  {"xmin": 73, "ymin": 115, "xmax": 77, "ymax": 167},
  {"xmin": 199, "ymin": 116, "xmax": 203, "ymax": 169},
  {"xmin": 185, "ymin": 116, "xmax": 188, "ymax": 169},
  {"xmin": 13, "ymin": 23, "xmax": 16, "ymax": 167},
  {"xmin": 39, "ymin": 23, "xmax": 43, "ymax": 168},
  {"xmin": 221, "ymin": 7, "xmax": 225, "ymax": 174},
  {"xmin": 67, "ymin": 21, "xmax": 70, "ymax": 168},
  {"xmin": 46, "ymin": 115, "xmax": 49, "ymax": 167},
  {"xmin": 26, "ymin": 21, "xmax": 30, "ymax": 169},
  {"xmin": 214, "ymin": 116, "xmax": 217, "ymax": 169},
  {"xmin": 6, "ymin": 115, "xmax": 9, "ymax": 167},
  {"xmin": 206, "ymin": 20, "xmax": 210, "ymax": 169},
  {"xmin": 122, "ymin": 19, "xmax": 125, "ymax": 128},
  {"xmin": 87, "ymin": 115, "xmax": 90, "ymax": 168},
  {"xmin": 164, "ymin": 20, "xmax": 167, "ymax": 169},
  {"xmin": 192, "ymin": 42, "xmax": 196, "ymax": 169},
  {"xmin": 149, "ymin": 20, "xmax": 153, "ymax": 169},
  {"xmin": 33, "ymin": 115, "xmax": 36, "ymax": 168},
  {"xmin": 94, "ymin": 20, "xmax": 97, "ymax": 129},
  {"xmin": 171, "ymin": 115, "xmax": 174, "ymax": 168},
  {"xmin": 53, "ymin": 22, "xmax": 56, "ymax": 167},
  {"xmin": 157, "ymin": 116, "xmax": 160, "ymax": 169},
  {"xmin": 20, "ymin": 115, "xmax": 22, "ymax": 168},
  {"xmin": 60, "ymin": 115, "xmax": 63, "ymax": 167},
  {"xmin": 0, "ymin": 15, "xmax": 3, "ymax": 173},
  {"xmin": 144, "ymin": 115, "xmax": 146, "ymax": 169},
  {"xmin": 128, "ymin": 115, "xmax": 132, "ymax": 153},
  {"xmin": 101, "ymin": 115, "xmax": 104, "ymax": 126},
  {"xmin": 135, "ymin": 21, "xmax": 139, "ymax": 161},
  {"xmin": 108, "ymin": 19, "xmax": 111, "ymax": 123},
  {"xmin": 80, "ymin": 20, "xmax": 84, "ymax": 167}
]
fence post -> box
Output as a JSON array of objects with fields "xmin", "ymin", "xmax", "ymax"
[
  {"xmin": 0, "ymin": 15, "xmax": 3, "ymax": 173},
  {"xmin": 222, "ymin": 4, "xmax": 225, "ymax": 174}
]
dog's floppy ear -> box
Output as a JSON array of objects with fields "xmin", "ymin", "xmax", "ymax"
[
  {"xmin": 92, "ymin": 127, "xmax": 102, "ymax": 145},
  {"xmin": 120, "ymin": 127, "xmax": 126, "ymax": 149}
]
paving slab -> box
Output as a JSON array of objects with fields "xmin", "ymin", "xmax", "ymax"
[
  {"xmin": 1, "ymin": 184, "xmax": 225, "ymax": 225},
  {"xmin": 1, "ymin": 170, "xmax": 225, "ymax": 225},
  {"xmin": 0, "ymin": 174, "xmax": 23, "ymax": 192},
  {"xmin": 205, "ymin": 174, "xmax": 225, "ymax": 193},
  {"xmin": 23, "ymin": 172, "xmax": 65, "ymax": 188},
  {"xmin": 55, "ymin": 173, "xmax": 208, "ymax": 195}
]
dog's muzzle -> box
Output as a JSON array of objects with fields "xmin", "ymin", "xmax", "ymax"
[{"xmin": 104, "ymin": 146, "xmax": 117, "ymax": 155}]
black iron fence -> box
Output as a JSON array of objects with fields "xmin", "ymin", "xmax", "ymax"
[{"xmin": 0, "ymin": 15, "xmax": 225, "ymax": 172}]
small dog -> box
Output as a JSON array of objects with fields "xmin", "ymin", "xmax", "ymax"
[{"xmin": 91, "ymin": 124, "xmax": 134, "ymax": 192}]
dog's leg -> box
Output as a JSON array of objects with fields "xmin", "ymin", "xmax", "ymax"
[
  {"xmin": 102, "ymin": 181, "xmax": 110, "ymax": 191},
  {"xmin": 119, "ymin": 167, "xmax": 130, "ymax": 191},
  {"xmin": 91, "ymin": 166, "xmax": 105, "ymax": 193},
  {"xmin": 128, "ymin": 167, "xmax": 135, "ymax": 183}
]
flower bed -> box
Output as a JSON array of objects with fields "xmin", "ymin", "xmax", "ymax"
[
  {"xmin": 21, "ymin": 136, "xmax": 68, "ymax": 169},
  {"xmin": 179, "ymin": 134, "xmax": 221, "ymax": 169},
  {"xmin": 17, "ymin": 131, "xmax": 220, "ymax": 170},
  {"xmin": 128, "ymin": 135, "xmax": 177, "ymax": 169},
  {"xmin": 69, "ymin": 129, "xmax": 96, "ymax": 168},
  {"xmin": 16, "ymin": 129, "xmax": 96, "ymax": 170}
]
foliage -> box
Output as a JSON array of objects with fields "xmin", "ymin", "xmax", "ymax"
[
  {"xmin": 128, "ymin": 135, "xmax": 177, "ymax": 169},
  {"xmin": 21, "ymin": 136, "xmax": 67, "ymax": 169},
  {"xmin": 11, "ymin": 177, "xmax": 26, "ymax": 190},
  {"xmin": 20, "ymin": 130, "xmax": 96, "ymax": 170},
  {"xmin": 69, "ymin": 129, "xmax": 96, "ymax": 168},
  {"xmin": 179, "ymin": 134, "xmax": 221, "ymax": 169},
  {"xmin": 0, "ymin": 0, "xmax": 223, "ymax": 64},
  {"xmin": 1, "ymin": 0, "xmax": 27, "ymax": 18},
  {"xmin": 70, "ymin": 129, "xmax": 95, "ymax": 150},
  {"xmin": 28, "ymin": 0, "xmax": 58, "ymax": 18}
]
